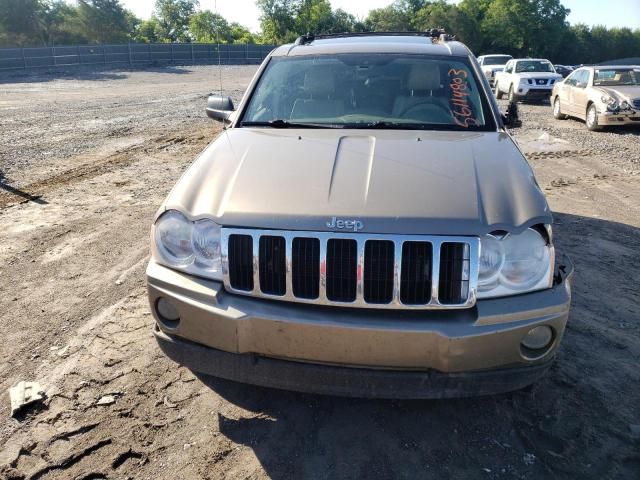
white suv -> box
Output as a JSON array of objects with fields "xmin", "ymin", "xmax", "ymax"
[
  {"xmin": 494, "ymin": 58, "xmax": 562, "ymax": 103},
  {"xmin": 477, "ymin": 54, "xmax": 512, "ymax": 86}
]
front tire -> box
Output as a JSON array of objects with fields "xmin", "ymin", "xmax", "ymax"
[
  {"xmin": 586, "ymin": 104, "xmax": 601, "ymax": 131},
  {"xmin": 508, "ymin": 84, "xmax": 518, "ymax": 103},
  {"xmin": 553, "ymin": 97, "xmax": 567, "ymax": 120}
]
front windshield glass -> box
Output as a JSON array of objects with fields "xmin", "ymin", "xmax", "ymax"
[
  {"xmin": 484, "ymin": 56, "xmax": 511, "ymax": 65},
  {"xmin": 593, "ymin": 68, "xmax": 640, "ymax": 86},
  {"xmin": 241, "ymin": 54, "xmax": 494, "ymax": 130},
  {"xmin": 515, "ymin": 60, "xmax": 555, "ymax": 73}
]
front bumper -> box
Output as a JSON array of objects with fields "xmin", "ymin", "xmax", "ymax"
[
  {"xmin": 597, "ymin": 110, "xmax": 640, "ymax": 126},
  {"xmin": 147, "ymin": 257, "xmax": 573, "ymax": 398},
  {"xmin": 516, "ymin": 86, "xmax": 554, "ymax": 101}
]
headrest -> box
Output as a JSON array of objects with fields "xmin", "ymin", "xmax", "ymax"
[
  {"xmin": 407, "ymin": 63, "xmax": 441, "ymax": 91},
  {"xmin": 617, "ymin": 72, "xmax": 631, "ymax": 82},
  {"xmin": 304, "ymin": 67, "xmax": 335, "ymax": 96}
]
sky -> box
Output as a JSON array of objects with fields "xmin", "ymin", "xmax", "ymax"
[{"xmin": 117, "ymin": 0, "xmax": 640, "ymax": 33}]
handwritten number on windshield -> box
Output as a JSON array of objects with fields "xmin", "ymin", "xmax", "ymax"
[{"xmin": 448, "ymin": 68, "xmax": 480, "ymax": 128}]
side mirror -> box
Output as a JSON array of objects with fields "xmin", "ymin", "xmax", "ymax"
[
  {"xmin": 206, "ymin": 95, "xmax": 235, "ymax": 122},
  {"xmin": 502, "ymin": 101, "xmax": 522, "ymax": 128},
  {"xmin": 575, "ymin": 81, "xmax": 587, "ymax": 89}
]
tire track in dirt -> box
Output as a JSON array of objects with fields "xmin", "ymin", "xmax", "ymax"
[{"xmin": 0, "ymin": 129, "xmax": 210, "ymax": 210}]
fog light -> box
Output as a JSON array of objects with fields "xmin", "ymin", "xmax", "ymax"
[
  {"xmin": 156, "ymin": 298, "xmax": 180, "ymax": 322},
  {"xmin": 521, "ymin": 326, "xmax": 553, "ymax": 350}
]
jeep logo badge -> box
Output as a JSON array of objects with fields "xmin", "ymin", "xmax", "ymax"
[{"xmin": 326, "ymin": 217, "xmax": 364, "ymax": 232}]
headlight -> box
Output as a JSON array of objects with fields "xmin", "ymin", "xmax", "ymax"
[
  {"xmin": 477, "ymin": 228, "xmax": 553, "ymax": 298},
  {"xmin": 155, "ymin": 210, "xmax": 194, "ymax": 266},
  {"xmin": 192, "ymin": 219, "xmax": 222, "ymax": 271},
  {"xmin": 153, "ymin": 210, "xmax": 223, "ymax": 280},
  {"xmin": 601, "ymin": 95, "xmax": 619, "ymax": 110},
  {"xmin": 620, "ymin": 100, "xmax": 631, "ymax": 110}
]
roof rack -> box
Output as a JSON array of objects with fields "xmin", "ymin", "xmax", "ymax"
[{"xmin": 294, "ymin": 29, "xmax": 454, "ymax": 46}]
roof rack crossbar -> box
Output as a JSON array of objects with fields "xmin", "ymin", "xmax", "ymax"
[{"xmin": 294, "ymin": 29, "xmax": 452, "ymax": 46}]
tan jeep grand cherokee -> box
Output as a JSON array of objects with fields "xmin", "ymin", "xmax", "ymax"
[{"xmin": 146, "ymin": 32, "xmax": 573, "ymax": 399}]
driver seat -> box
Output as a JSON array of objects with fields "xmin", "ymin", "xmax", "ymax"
[
  {"xmin": 291, "ymin": 67, "xmax": 344, "ymax": 120},
  {"xmin": 392, "ymin": 63, "xmax": 443, "ymax": 118}
]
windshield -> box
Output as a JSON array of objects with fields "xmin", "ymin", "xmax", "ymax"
[
  {"xmin": 241, "ymin": 54, "xmax": 494, "ymax": 131},
  {"xmin": 483, "ymin": 56, "xmax": 511, "ymax": 65},
  {"xmin": 515, "ymin": 60, "xmax": 555, "ymax": 73},
  {"xmin": 593, "ymin": 68, "xmax": 640, "ymax": 86}
]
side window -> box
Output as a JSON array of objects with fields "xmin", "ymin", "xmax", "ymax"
[
  {"xmin": 565, "ymin": 69, "xmax": 581, "ymax": 87},
  {"xmin": 576, "ymin": 70, "xmax": 589, "ymax": 87}
]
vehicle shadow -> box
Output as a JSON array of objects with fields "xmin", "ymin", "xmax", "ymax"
[
  {"xmin": 0, "ymin": 170, "xmax": 47, "ymax": 205},
  {"xmin": 192, "ymin": 212, "xmax": 639, "ymax": 480},
  {"xmin": 0, "ymin": 65, "xmax": 193, "ymax": 84}
]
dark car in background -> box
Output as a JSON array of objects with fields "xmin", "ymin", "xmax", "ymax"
[{"xmin": 554, "ymin": 65, "xmax": 574, "ymax": 78}]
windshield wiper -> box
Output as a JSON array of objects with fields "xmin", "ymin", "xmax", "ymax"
[
  {"xmin": 354, "ymin": 121, "xmax": 438, "ymax": 130},
  {"xmin": 240, "ymin": 119, "xmax": 339, "ymax": 129},
  {"xmin": 345, "ymin": 121, "xmax": 485, "ymax": 131}
]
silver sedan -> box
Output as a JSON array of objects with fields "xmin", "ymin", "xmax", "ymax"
[{"xmin": 551, "ymin": 66, "xmax": 640, "ymax": 130}]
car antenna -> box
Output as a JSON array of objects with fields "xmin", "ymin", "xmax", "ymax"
[{"xmin": 214, "ymin": 0, "xmax": 225, "ymax": 130}]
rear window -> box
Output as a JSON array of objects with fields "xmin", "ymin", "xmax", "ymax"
[
  {"xmin": 483, "ymin": 56, "xmax": 511, "ymax": 65},
  {"xmin": 241, "ymin": 54, "xmax": 496, "ymax": 131}
]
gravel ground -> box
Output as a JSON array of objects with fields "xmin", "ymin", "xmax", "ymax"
[{"xmin": 0, "ymin": 66, "xmax": 639, "ymax": 480}]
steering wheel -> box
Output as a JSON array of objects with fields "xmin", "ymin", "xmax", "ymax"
[{"xmin": 401, "ymin": 102, "xmax": 453, "ymax": 122}]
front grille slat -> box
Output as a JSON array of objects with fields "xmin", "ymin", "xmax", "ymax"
[
  {"xmin": 259, "ymin": 236, "xmax": 286, "ymax": 296},
  {"xmin": 292, "ymin": 237, "xmax": 320, "ymax": 299},
  {"xmin": 326, "ymin": 239, "xmax": 357, "ymax": 302},
  {"xmin": 223, "ymin": 229, "xmax": 477, "ymax": 310},
  {"xmin": 400, "ymin": 241, "xmax": 432, "ymax": 305},
  {"xmin": 364, "ymin": 240, "xmax": 394, "ymax": 304},
  {"xmin": 228, "ymin": 234, "xmax": 254, "ymax": 291},
  {"xmin": 438, "ymin": 242, "xmax": 470, "ymax": 305}
]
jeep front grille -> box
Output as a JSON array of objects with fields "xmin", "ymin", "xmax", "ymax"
[
  {"xmin": 292, "ymin": 237, "xmax": 320, "ymax": 299},
  {"xmin": 222, "ymin": 229, "xmax": 479, "ymax": 310}
]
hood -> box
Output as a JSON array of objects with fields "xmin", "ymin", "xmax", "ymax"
[
  {"xmin": 163, "ymin": 129, "xmax": 551, "ymax": 236},
  {"xmin": 596, "ymin": 85, "xmax": 640, "ymax": 101},
  {"xmin": 518, "ymin": 72, "xmax": 563, "ymax": 79}
]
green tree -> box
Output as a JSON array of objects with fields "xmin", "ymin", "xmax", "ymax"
[
  {"xmin": 364, "ymin": 4, "xmax": 412, "ymax": 32},
  {"xmin": 413, "ymin": 1, "xmax": 482, "ymax": 51},
  {"xmin": 0, "ymin": 0, "xmax": 46, "ymax": 46},
  {"xmin": 256, "ymin": 0, "xmax": 299, "ymax": 44},
  {"xmin": 330, "ymin": 9, "xmax": 362, "ymax": 33},
  {"xmin": 40, "ymin": 1, "xmax": 88, "ymax": 45},
  {"xmin": 481, "ymin": 0, "xmax": 569, "ymax": 57},
  {"xmin": 154, "ymin": 0, "xmax": 198, "ymax": 42},
  {"xmin": 229, "ymin": 23, "xmax": 258, "ymax": 44},
  {"xmin": 189, "ymin": 10, "xmax": 232, "ymax": 42},
  {"xmin": 136, "ymin": 17, "xmax": 161, "ymax": 42},
  {"xmin": 124, "ymin": 9, "xmax": 141, "ymax": 39},
  {"xmin": 296, "ymin": 0, "xmax": 333, "ymax": 34},
  {"xmin": 77, "ymin": 0, "xmax": 130, "ymax": 43}
]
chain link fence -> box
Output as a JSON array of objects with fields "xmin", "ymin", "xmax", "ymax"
[{"xmin": 0, "ymin": 43, "xmax": 276, "ymax": 71}]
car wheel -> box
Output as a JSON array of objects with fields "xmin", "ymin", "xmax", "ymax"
[
  {"xmin": 508, "ymin": 84, "xmax": 518, "ymax": 103},
  {"xmin": 495, "ymin": 85, "xmax": 503, "ymax": 100},
  {"xmin": 553, "ymin": 97, "xmax": 567, "ymax": 120},
  {"xmin": 586, "ymin": 104, "xmax": 601, "ymax": 131}
]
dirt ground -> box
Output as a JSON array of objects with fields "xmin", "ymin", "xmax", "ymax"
[{"xmin": 0, "ymin": 65, "xmax": 639, "ymax": 480}]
